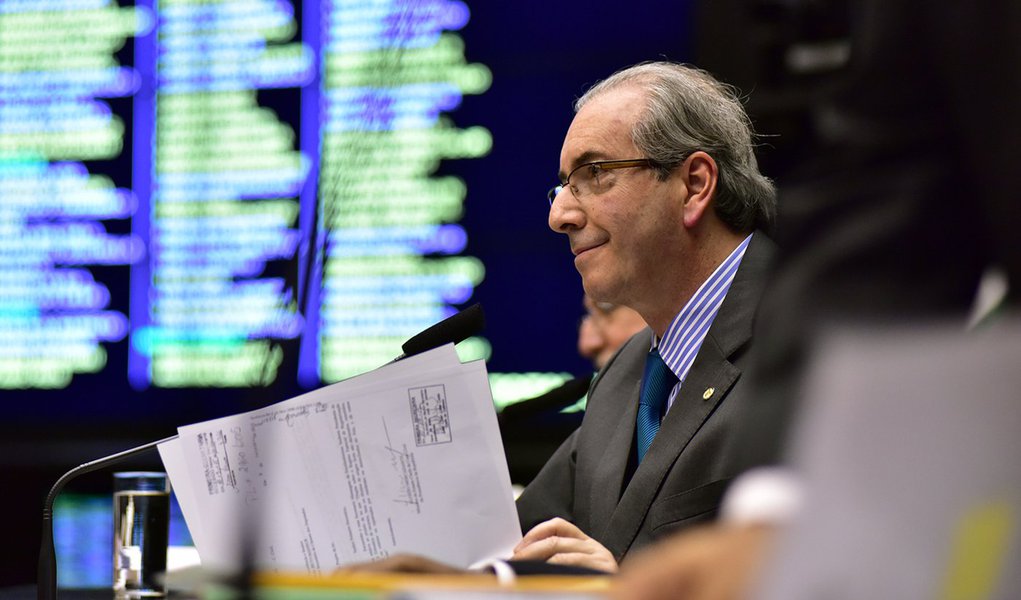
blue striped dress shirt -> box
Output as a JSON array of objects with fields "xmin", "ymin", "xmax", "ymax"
[{"xmin": 656, "ymin": 233, "xmax": 753, "ymax": 414}]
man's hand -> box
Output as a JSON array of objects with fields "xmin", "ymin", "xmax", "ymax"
[
  {"xmin": 610, "ymin": 524, "xmax": 774, "ymax": 600},
  {"xmin": 512, "ymin": 517, "xmax": 619, "ymax": 573}
]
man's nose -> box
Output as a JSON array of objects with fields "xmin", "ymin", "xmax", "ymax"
[{"xmin": 548, "ymin": 187, "xmax": 584, "ymax": 233}]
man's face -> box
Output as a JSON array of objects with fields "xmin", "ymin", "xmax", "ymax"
[{"xmin": 549, "ymin": 85, "xmax": 688, "ymax": 310}]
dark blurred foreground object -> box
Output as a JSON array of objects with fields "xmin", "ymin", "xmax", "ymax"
[
  {"xmin": 600, "ymin": 3, "xmax": 1021, "ymax": 598},
  {"xmin": 699, "ymin": 0, "xmax": 1021, "ymax": 465},
  {"xmin": 763, "ymin": 0, "xmax": 1021, "ymax": 316}
]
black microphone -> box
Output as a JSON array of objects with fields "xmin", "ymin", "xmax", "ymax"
[
  {"xmin": 37, "ymin": 303, "xmax": 485, "ymax": 600},
  {"xmin": 394, "ymin": 302, "xmax": 485, "ymax": 360}
]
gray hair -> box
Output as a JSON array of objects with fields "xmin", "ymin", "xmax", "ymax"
[{"xmin": 576, "ymin": 62, "xmax": 776, "ymax": 233}]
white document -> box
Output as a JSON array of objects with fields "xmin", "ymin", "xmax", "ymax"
[
  {"xmin": 160, "ymin": 345, "xmax": 521, "ymax": 573},
  {"xmin": 157, "ymin": 437, "xmax": 209, "ymax": 553}
]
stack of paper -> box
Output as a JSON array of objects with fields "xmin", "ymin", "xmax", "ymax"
[{"xmin": 158, "ymin": 345, "xmax": 521, "ymax": 573}]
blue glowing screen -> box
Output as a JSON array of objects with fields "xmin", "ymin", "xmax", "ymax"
[{"xmin": 0, "ymin": 0, "xmax": 694, "ymax": 424}]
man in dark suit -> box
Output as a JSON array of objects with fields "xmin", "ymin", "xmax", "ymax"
[{"xmin": 512, "ymin": 62, "xmax": 777, "ymax": 572}]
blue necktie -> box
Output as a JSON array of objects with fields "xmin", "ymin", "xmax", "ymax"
[{"xmin": 636, "ymin": 348, "xmax": 678, "ymax": 464}]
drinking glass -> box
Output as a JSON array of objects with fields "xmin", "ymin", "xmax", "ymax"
[{"xmin": 112, "ymin": 472, "xmax": 170, "ymax": 597}]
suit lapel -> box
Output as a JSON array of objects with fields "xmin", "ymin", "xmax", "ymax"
[
  {"xmin": 586, "ymin": 375, "xmax": 641, "ymax": 538},
  {"xmin": 576, "ymin": 331, "xmax": 651, "ymax": 538},
  {"xmin": 600, "ymin": 233, "xmax": 776, "ymax": 559},
  {"xmin": 601, "ymin": 339, "xmax": 740, "ymax": 559}
]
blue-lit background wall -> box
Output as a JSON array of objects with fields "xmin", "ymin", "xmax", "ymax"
[{"xmin": 0, "ymin": 0, "xmax": 695, "ymax": 586}]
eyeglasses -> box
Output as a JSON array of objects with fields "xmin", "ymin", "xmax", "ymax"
[{"xmin": 547, "ymin": 158, "xmax": 656, "ymax": 206}]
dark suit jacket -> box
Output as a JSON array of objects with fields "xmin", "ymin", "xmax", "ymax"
[{"xmin": 516, "ymin": 233, "xmax": 776, "ymax": 563}]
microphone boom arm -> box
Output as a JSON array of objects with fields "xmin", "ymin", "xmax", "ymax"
[{"xmin": 38, "ymin": 434, "xmax": 179, "ymax": 600}]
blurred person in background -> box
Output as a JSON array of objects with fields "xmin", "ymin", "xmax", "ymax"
[{"xmin": 577, "ymin": 297, "xmax": 648, "ymax": 372}]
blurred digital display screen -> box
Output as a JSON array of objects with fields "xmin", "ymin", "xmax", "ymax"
[{"xmin": 0, "ymin": 0, "xmax": 693, "ymax": 429}]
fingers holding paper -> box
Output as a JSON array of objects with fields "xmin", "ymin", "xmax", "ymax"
[{"xmin": 512, "ymin": 517, "xmax": 619, "ymax": 573}]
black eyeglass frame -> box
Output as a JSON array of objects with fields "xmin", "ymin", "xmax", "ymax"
[{"xmin": 547, "ymin": 158, "xmax": 657, "ymax": 206}]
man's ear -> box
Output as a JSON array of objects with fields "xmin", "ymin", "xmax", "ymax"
[{"xmin": 679, "ymin": 151, "xmax": 718, "ymax": 229}]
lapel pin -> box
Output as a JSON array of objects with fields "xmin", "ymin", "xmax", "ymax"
[{"xmin": 702, "ymin": 387, "xmax": 715, "ymax": 400}]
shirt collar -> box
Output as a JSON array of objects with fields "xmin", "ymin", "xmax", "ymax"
[{"xmin": 652, "ymin": 233, "xmax": 753, "ymax": 382}]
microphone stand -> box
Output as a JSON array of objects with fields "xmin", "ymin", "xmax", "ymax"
[{"xmin": 37, "ymin": 435, "xmax": 178, "ymax": 600}]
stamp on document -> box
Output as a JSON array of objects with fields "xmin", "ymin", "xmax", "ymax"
[{"xmin": 408, "ymin": 384, "xmax": 452, "ymax": 446}]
